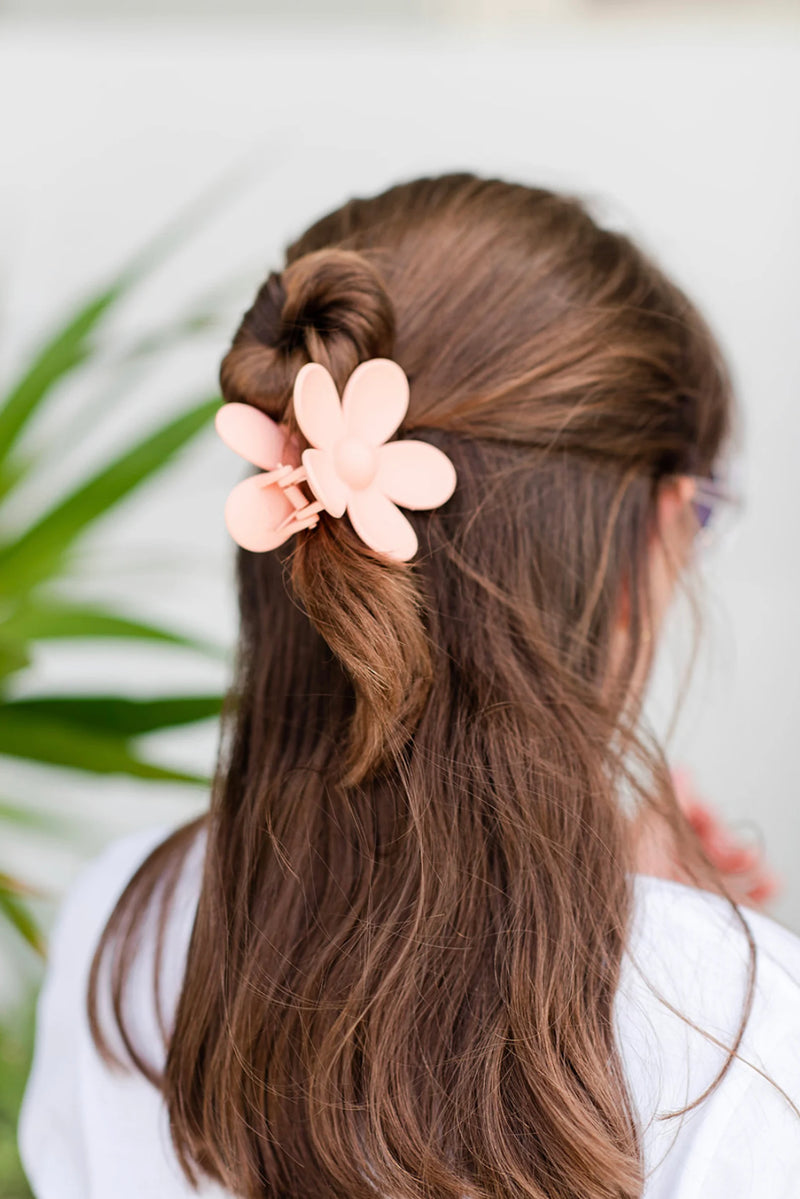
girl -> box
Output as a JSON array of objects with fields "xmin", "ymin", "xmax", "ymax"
[{"xmin": 19, "ymin": 173, "xmax": 800, "ymax": 1198}]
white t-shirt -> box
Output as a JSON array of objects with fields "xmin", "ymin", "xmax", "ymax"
[{"xmin": 17, "ymin": 822, "xmax": 800, "ymax": 1198}]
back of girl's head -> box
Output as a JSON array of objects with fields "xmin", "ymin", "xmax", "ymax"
[
  {"xmin": 91, "ymin": 173, "xmax": 735, "ymax": 1199},
  {"xmin": 220, "ymin": 174, "xmax": 730, "ymax": 787}
]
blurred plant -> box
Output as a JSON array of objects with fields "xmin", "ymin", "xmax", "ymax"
[
  {"xmin": 0, "ymin": 996, "xmax": 35, "ymax": 1199},
  {"xmin": 0, "ymin": 210, "xmax": 236, "ymax": 956}
]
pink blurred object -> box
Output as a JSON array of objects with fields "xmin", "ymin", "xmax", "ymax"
[
  {"xmin": 215, "ymin": 358, "xmax": 457, "ymax": 562},
  {"xmin": 634, "ymin": 767, "xmax": 782, "ymax": 912},
  {"xmin": 671, "ymin": 768, "xmax": 782, "ymax": 910}
]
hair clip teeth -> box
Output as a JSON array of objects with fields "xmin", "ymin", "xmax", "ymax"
[{"xmin": 275, "ymin": 497, "xmax": 323, "ymax": 535}]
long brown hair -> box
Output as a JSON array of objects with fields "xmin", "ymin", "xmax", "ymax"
[{"xmin": 89, "ymin": 174, "xmax": 747, "ymax": 1198}]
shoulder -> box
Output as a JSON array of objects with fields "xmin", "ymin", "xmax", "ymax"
[
  {"xmin": 45, "ymin": 824, "xmax": 177, "ymax": 965},
  {"xmin": 18, "ymin": 823, "xmax": 195, "ymax": 1193},
  {"xmin": 55, "ymin": 821, "xmax": 177, "ymax": 916},
  {"xmin": 41, "ymin": 820, "xmax": 208, "ymax": 1031},
  {"xmin": 618, "ymin": 874, "xmax": 800, "ymax": 1197},
  {"xmin": 626, "ymin": 872, "xmax": 800, "ymax": 1040}
]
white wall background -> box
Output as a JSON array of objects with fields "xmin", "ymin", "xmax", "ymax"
[{"xmin": 1, "ymin": 14, "xmax": 799, "ymax": 1002}]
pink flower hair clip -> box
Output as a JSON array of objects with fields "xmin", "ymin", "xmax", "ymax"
[{"xmin": 214, "ymin": 358, "xmax": 457, "ymax": 562}]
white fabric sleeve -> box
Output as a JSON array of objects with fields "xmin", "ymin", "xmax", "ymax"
[
  {"xmin": 689, "ymin": 1028, "xmax": 800, "ymax": 1198},
  {"xmin": 17, "ymin": 826, "xmax": 171, "ymax": 1198},
  {"xmin": 17, "ymin": 873, "xmax": 92, "ymax": 1198}
]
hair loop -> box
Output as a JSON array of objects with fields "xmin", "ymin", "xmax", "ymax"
[
  {"xmin": 279, "ymin": 248, "xmax": 396, "ymax": 386},
  {"xmin": 247, "ymin": 271, "xmax": 287, "ymax": 349}
]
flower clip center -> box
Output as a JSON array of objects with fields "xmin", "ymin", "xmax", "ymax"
[{"xmin": 334, "ymin": 436, "xmax": 378, "ymax": 490}]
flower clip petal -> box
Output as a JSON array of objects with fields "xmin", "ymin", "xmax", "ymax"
[
  {"xmin": 293, "ymin": 363, "xmax": 346, "ymax": 451},
  {"xmin": 375, "ymin": 440, "xmax": 457, "ymax": 510},
  {"xmin": 341, "ymin": 359, "xmax": 410, "ymax": 447},
  {"xmin": 302, "ymin": 447, "xmax": 349, "ymax": 518},
  {"xmin": 215, "ymin": 403, "xmax": 297, "ymax": 470},
  {"xmin": 224, "ymin": 472, "xmax": 301, "ymax": 552},
  {"xmin": 346, "ymin": 486, "xmax": 419, "ymax": 562}
]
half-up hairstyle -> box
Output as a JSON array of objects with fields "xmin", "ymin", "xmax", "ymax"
[{"xmin": 88, "ymin": 173, "xmax": 746, "ymax": 1199}]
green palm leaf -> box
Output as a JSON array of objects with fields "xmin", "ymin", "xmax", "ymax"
[
  {"xmin": 0, "ymin": 881, "xmax": 44, "ymax": 958},
  {"xmin": 0, "ymin": 170, "xmax": 252, "ymax": 961},
  {"xmin": 0, "ymin": 641, "xmax": 31, "ymax": 681},
  {"xmin": 4, "ymin": 694, "xmax": 224, "ymax": 737},
  {"xmin": 0, "ymin": 396, "xmax": 219, "ymax": 593},
  {"xmin": 0, "ymin": 997, "xmax": 36, "ymax": 1197},
  {"xmin": 0, "ymin": 708, "xmax": 208, "ymax": 784},
  {"xmin": 0, "ymin": 290, "xmax": 121, "ymax": 472},
  {"xmin": 1, "ymin": 598, "xmax": 225, "ymax": 657},
  {"xmin": 0, "ymin": 799, "xmax": 77, "ymax": 837},
  {"xmin": 0, "ymin": 455, "xmax": 33, "ymax": 507}
]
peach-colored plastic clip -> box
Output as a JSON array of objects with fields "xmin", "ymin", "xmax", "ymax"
[{"xmin": 215, "ymin": 358, "xmax": 457, "ymax": 562}]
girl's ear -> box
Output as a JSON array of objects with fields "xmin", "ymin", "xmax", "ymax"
[
  {"xmin": 654, "ymin": 474, "xmax": 696, "ymax": 533},
  {"xmin": 652, "ymin": 475, "xmax": 698, "ymax": 567},
  {"xmin": 610, "ymin": 475, "xmax": 697, "ymax": 691},
  {"xmin": 618, "ymin": 475, "xmax": 696, "ymax": 631}
]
